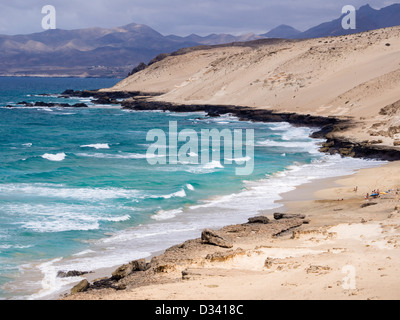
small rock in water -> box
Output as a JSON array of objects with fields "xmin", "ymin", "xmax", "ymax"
[{"xmin": 57, "ymin": 270, "xmax": 92, "ymax": 278}]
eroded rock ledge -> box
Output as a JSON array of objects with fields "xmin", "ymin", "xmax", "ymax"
[{"xmin": 65, "ymin": 214, "xmax": 307, "ymax": 297}]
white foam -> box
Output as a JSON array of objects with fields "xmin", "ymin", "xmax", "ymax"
[
  {"xmin": 41, "ymin": 153, "xmax": 66, "ymax": 162},
  {"xmin": 37, "ymin": 107, "xmax": 53, "ymax": 112},
  {"xmin": 0, "ymin": 184, "xmax": 143, "ymax": 201},
  {"xmin": 153, "ymin": 189, "xmax": 187, "ymax": 199},
  {"xmin": 188, "ymin": 155, "xmax": 385, "ymax": 213},
  {"xmin": 28, "ymin": 258, "xmax": 80, "ymax": 300},
  {"xmin": 80, "ymin": 144, "xmax": 110, "ymax": 150},
  {"xmin": 20, "ymin": 210, "xmax": 131, "ymax": 233},
  {"xmin": 76, "ymin": 152, "xmax": 151, "ymax": 159},
  {"xmin": 26, "ymin": 154, "xmax": 385, "ymax": 300},
  {"xmin": 186, "ymin": 184, "xmax": 195, "ymax": 191},
  {"xmin": 267, "ymin": 122, "xmax": 293, "ymax": 131},
  {"xmin": 205, "ymin": 160, "xmax": 224, "ymax": 169},
  {"xmin": 184, "ymin": 160, "xmax": 225, "ymax": 174},
  {"xmin": 151, "ymin": 208, "xmax": 183, "ymax": 221},
  {"xmin": 27, "ymin": 248, "xmax": 152, "ymax": 299},
  {"xmin": 256, "ymin": 139, "xmax": 322, "ymax": 154},
  {"xmin": 225, "ymin": 156, "xmax": 252, "ymax": 163},
  {"xmin": 72, "ymin": 250, "xmax": 95, "ymax": 257}
]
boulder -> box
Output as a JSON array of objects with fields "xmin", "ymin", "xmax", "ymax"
[
  {"xmin": 57, "ymin": 270, "xmax": 91, "ymax": 278},
  {"xmin": 201, "ymin": 229, "xmax": 233, "ymax": 248},
  {"xmin": 248, "ymin": 216, "xmax": 270, "ymax": 224},
  {"xmin": 111, "ymin": 259, "xmax": 148, "ymax": 280},
  {"xmin": 70, "ymin": 279, "xmax": 90, "ymax": 294}
]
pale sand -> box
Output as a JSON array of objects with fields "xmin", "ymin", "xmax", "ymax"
[
  {"xmin": 64, "ymin": 161, "xmax": 400, "ymax": 300},
  {"xmin": 68, "ymin": 27, "xmax": 400, "ymax": 300},
  {"xmin": 102, "ymin": 26, "xmax": 400, "ymax": 149}
]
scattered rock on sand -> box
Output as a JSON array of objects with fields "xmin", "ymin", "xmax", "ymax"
[
  {"xmin": 274, "ymin": 213, "xmax": 306, "ymax": 220},
  {"xmin": 201, "ymin": 229, "xmax": 233, "ymax": 248},
  {"xmin": 248, "ymin": 216, "xmax": 270, "ymax": 224},
  {"xmin": 112, "ymin": 259, "xmax": 148, "ymax": 280},
  {"xmin": 306, "ymin": 265, "xmax": 332, "ymax": 274},
  {"xmin": 71, "ymin": 279, "xmax": 90, "ymax": 294}
]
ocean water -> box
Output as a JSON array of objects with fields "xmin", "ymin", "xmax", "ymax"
[{"xmin": 0, "ymin": 77, "xmax": 385, "ymax": 299}]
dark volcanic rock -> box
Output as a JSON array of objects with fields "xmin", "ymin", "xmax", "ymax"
[
  {"xmin": 71, "ymin": 103, "xmax": 88, "ymax": 108},
  {"xmin": 248, "ymin": 216, "xmax": 270, "ymax": 224},
  {"xmin": 57, "ymin": 270, "xmax": 92, "ymax": 278},
  {"xmin": 128, "ymin": 62, "xmax": 148, "ymax": 76},
  {"xmin": 15, "ymin": 101, "xmax": 88, "ymax": 108},
  {"xmin": 274, "ymin": 213, "xmax": 306, "ymax": 220}
]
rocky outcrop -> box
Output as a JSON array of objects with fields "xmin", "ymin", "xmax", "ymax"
[
  {"xmin": 128, "ymin": 62, "xmax": 148, "ymax": 76},
  {"xmin": 379, "ymin": 100, "xmax": 400, "ymax": 116},
  {"xmin": 14, "ymin": 101, "xmax": 88, "ymax": 108},
  {"xmin": 319, "ymin": 138, "xmax": 400, "ymax": 161}
]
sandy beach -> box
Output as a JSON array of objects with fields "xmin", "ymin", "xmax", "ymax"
[
  {"xmin": 60, "ymin": 26, "xmax": 400, "ymax": 300},
  {"xmin": 62, "ymin": 161, "xmax": 400, "ymax": 300}
]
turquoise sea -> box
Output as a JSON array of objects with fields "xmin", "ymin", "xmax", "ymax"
[{"xmin": 0, "ymin": 77, "xmax": 383, "ymax": 299}]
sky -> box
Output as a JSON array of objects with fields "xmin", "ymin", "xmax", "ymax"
[{"xmin": 0, "ymin": 0, "xmax": 398, "ymax": 36}]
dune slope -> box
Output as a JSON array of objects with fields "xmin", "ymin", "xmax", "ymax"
[{"xmin": 104, "ymin": 26, "xmax": 400, "ymax": 148}]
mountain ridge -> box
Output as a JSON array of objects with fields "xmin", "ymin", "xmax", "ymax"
[{"xmin": 1, "ymin": 3, "xmax": 399, "ymax": 77}]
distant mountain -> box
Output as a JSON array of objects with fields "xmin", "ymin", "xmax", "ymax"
[
  {"xmin": 180, "ymin": 33, "xmax": 263, "ymax": 45},
  {"xmin": 260, "ymin": 25, "xmax": 302, "ymax": 39},
  {"xmin": 1, "ymin": 3, "xmax": 399, "ymax": 77},
  {"xmin": 0, "ymin": 23, "xmax": 263, "ymax": 78},
  {"xmin": 0, "ymin": 23, "xmax": 203, "ymax": 77},
  {"xmin": 297, "ymin": 4, "xmax": 400, "ymax": 39}
]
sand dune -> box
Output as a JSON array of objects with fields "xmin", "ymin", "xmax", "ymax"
[{"xmin": 104, "ymin": 26, "xmax": 400, "ymax": 148}]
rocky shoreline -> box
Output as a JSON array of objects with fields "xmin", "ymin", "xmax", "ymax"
[
  {"xmin": 64, "ymin": 214, "xmax": 308, "ymax": 297},
  {"xmin": 58, "ymin": 89, "xmax": 400, "ymax": 162},
  {"xmin": 46, "ymin": 88, "xmax": 400, "ymax": 299}
]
